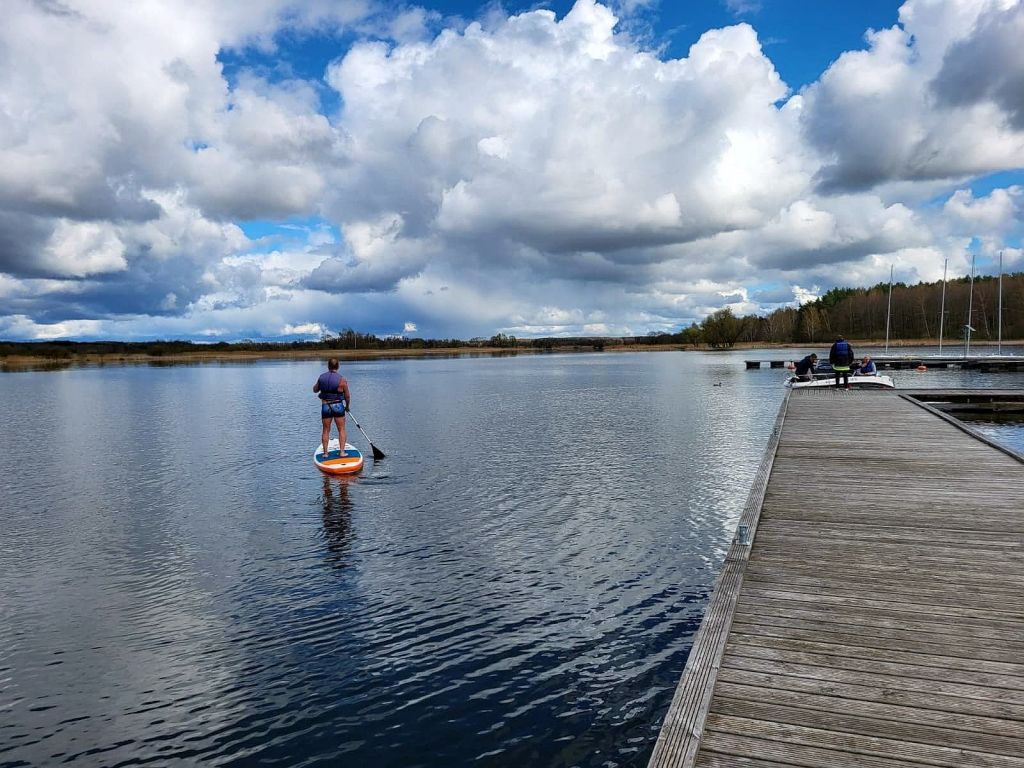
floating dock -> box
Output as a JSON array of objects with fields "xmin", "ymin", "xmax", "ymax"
[
  {"xmin": 902, "ymin": 389, "xmax": 1024, "ymax": 413},
  {"xmin": 746, "ymin": 356, "xmax": 1024, "ymax": 371},
  {"xmin": 649, "ymin": 388, "xmax": 1024, "ymax": 767}
]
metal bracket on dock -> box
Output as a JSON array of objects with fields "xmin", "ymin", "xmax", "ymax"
[{"xmin": 735, "ymin": 524, "xmax": 750, "ymax": 545}]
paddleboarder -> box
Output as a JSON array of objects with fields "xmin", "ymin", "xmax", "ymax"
[{"xmin": 314, "ymin": 358, "xmax": 351, "ymax": 459}]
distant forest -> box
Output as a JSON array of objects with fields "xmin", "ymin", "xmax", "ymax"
[
  {"xmin": 0, "ymin": 333, "xmax": 500, "ymax": 359},
  {"xmin": 2, "ymin": 273, "xmax": 1022, "ymax": 358},
  {"xmin": 652, "ymin": 272, "xmax": 1024, "ymax": 348}
]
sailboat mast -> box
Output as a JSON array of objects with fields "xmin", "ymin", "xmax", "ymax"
[
  {"xmin": 965, "ymin": 253, "xmax": 975, "ymax": 357},
  {"xmin": 885, "ymin": 264, "xmax": 894, "ymax": 354},
  {"xmin": 938, "ymin": 257, "xmax": 947, "ymax": 355},
  {"xmin": 998, "ymin": 250, "xmax": 1003, "ymax": 355}
]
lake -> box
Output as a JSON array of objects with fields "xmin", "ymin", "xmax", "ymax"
[{"xmin": 2, "ymin": 350, "xmax": 1022, "ymax": 767}]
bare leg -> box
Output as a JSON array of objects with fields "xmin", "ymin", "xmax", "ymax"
[
  {"xmin": 322, "ymin": 418, "xmax": 332, "ymax": 457},
  {"xmin": 335, "ymin": 415, "xmax": 347, "ymax": 453}
]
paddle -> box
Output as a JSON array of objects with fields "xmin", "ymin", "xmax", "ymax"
[{"xmin": 347, "ymin": 410, "xmax": 386, "ymax": 460}]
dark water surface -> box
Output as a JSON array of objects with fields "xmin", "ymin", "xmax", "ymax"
[
  {"xmin": 958, "ymin": 415, "xmax": 1024, "ymax": 455},
  {"xmin": 2, "ymin": 350, "xmax": 1022, "ymax": 767}
]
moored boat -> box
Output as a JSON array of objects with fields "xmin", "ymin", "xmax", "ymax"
[{"xmin": 785, "ymin": 373, "xmax": 896, "ymax": 390}]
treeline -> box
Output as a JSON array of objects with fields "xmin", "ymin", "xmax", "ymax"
[
  {"xmin": 662, "ymin": 272, "xmax": 1024, "ymax": 348},
  {"xmin": 0, "ymin": 331, "xmax": 608, "ymax": 358},
  {"xmin": 0, "ymin": 334, "xmax": 482, "ymax": 359},
  {"xmin": 3, "ymin": 273, "xmax": 1021, "ymax": 357}
]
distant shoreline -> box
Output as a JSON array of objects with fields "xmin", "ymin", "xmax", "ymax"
[
  {"xmin": 0, "ymin": 343, "xmax": 681, "ymax": 370},
  {"xmin": 1, "ymin": 339, "xmax": 1020, "ymax": 371}
]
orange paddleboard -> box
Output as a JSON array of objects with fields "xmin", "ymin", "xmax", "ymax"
[{"xmin": 314, "ymin": 439, "xmax": 364, "ymax": 475}]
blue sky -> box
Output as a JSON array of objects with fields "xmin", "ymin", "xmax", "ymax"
[
  {"xmin": 596, "ymin": 0, "xmax": 904, "ymax": 88},
  {"xmin": 222, "ymin": 1, "xmax": 904, "ymax": 91},
  {"xmin": 1, "ymin": 0, "xmax": 1023, "ymax": 341}
]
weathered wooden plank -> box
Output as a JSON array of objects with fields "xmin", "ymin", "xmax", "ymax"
[
  {"xmin": 734, "ymin": 587, "xmax": 1024, "ymax": 623},
  {"xmin": 750, "ymin": 537, "xmax": 1024, "ymax": 559},
  {"xmin": 703, "ymin": 714, "xmax": 1024, "ymax": 768},
  {"xmin": 714, "ymin": 667, "xmax": 1024, "ymax": 721},
  {"xmin": 757, "ymin": 509, "xmax": 1024, "ymax": 530},
  {"xmin": 720, "ymin": 654, "xmax": 1024, "ymax": 704},
  {"xmin": 710, "ymin": 696, "xmax": 1024, "ymax": 758},
  {"xmin": 732, "ymin": 601, "xmax": 1024, "ymax": 644},
  {"xmin": 749, "ymin": 565, "xmax": 1024, "ymax": 590},
  {"xmin": 723, "ymin": 636, "xmax": 1024, "ymax": 686},
  {"xmin": 743, "ymin": 562, "xmax": 1024, "ymax": 598},
  {"xmin": 738, "ymin": 580, "xmax": 1024, "ymax": 617},
  {"xmin": 725, "ymin": 633, "xmax": 1024, "ymax": 678},
  {"xmin": 712, "ymin": 682, "xmax": 1024, "ymax": 739},
  {"xmin": 725, "ymin": 620, "xmax": 1024, "ymax": 662},
  {"xmin": 699, "ymin": 729, "xmax": 983, "ymax": 768},
  {"xmin": 754, "ymin": 524, "xmax": 1023, "ymax": 549},
  {"xmin": 694, "ymin": 754, "xmax": 793, "ymax": 768}
]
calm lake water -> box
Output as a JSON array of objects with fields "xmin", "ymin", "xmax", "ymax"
[
  {"xmin": 2, "ymin": 350, "xmax": 1022, "ymax": 767},
  {"xmin": 959, "ymin": 415, "xmax": 1024, "ymax": 454}
]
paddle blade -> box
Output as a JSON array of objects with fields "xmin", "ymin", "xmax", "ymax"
[{"xmin": 347, "ymin": 410, "xmax": 385, "ymax": 460}]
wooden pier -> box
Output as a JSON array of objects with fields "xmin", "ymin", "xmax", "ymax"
[
  {"xmin": 746, "ymin": 355, "xmax": 1024, "ymax": 371},
  {"xmin": 902, "ymin": 389, "xmax": 1024, "ymax": 414},
  {"xmin": 649, "ymin": 388, "xmax": 1024, "ymax": 767}
]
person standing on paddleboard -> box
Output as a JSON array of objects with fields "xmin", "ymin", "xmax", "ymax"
[{"xmin": 314, "ymin": 358, "xmax": 351, "ymax": 458}]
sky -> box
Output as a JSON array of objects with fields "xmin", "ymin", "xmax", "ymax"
[{"xmin": 1, "ymin": 0, "xmax": 1023, "ymax": 342}]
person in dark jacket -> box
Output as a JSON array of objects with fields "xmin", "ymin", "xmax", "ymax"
[
  {"xmin": 829, "ymin": 336, "xmax": 854, "ymax": 389},
  {"xmin": 793, "ymin": 353, "xmax": 818, "ymax": 381}
]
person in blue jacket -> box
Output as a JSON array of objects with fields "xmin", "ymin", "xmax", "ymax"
[
  {"xmin": 314, "ymin": 358, "xmax": 352, "ymax": 458},
  {"xmin": 829, "ymin": 336, "xmax": 854, "ymax": 389},
  {"xmin": 854, "ymin": 355, "xmax": 877, "ymax": 376}
]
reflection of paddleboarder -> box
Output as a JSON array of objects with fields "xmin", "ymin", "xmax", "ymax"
[
  {"xmin": 314, "ymin": 358, "xmax": 352, "ymax": 458},
  {"xmin": 321, "ymin": 476, "xmax": 354, "ymax": 567}
]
